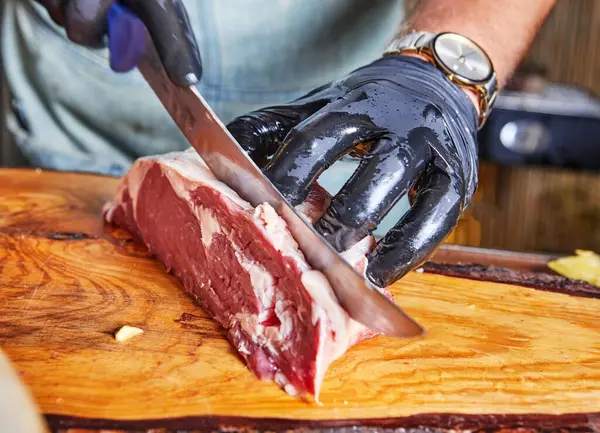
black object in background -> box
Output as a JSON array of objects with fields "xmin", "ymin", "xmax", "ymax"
[{"xmin": 479, "ymin": 83, "xmax": 600, "ymax": 172}]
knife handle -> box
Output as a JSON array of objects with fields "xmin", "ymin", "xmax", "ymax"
[
  {"xmin": 106, "ymin": 2, "xmax": 202, "ymax": 86},
  {"xmin": 106, "ymin": 3, "xmax": 148, "ymax": 73}
]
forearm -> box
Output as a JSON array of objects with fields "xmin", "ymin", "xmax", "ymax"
[{"xmin": 398, "ymin": 0, "xmax": 557, "ymax": 88}]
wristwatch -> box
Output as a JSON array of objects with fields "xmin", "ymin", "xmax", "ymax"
[{"xmin": 383, "ymin": 31, "xmax": 498, "ymax": 129}]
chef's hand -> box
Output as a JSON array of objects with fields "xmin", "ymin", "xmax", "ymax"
[
  {"xmin": 227, "ymin": 55, "xmax": 479, "ymax": 288},
  {"xmin": 35, "ymin": 0, "xmax": 202, "ymax": 86}
]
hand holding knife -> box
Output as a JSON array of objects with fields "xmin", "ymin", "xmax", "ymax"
[{"xmin": 36, "ymin": 0, "xmax": 202, "ymax": 86}]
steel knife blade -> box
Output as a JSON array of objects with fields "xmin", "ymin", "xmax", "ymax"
[{"xmin": 135, "ymin": 34, "xmax": 425, "ymax": 339}]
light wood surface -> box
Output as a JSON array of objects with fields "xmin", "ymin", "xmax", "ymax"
[{"xmin": 0, "ymin": 168, "xmax": 599, "ymax": 424}]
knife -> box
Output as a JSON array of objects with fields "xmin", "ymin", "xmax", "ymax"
[{"xmin": 107, "ymin": 4, "xmax": 425, "ymax": 339}]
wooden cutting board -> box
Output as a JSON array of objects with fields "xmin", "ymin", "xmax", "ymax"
[{"xmin": 1, "ymin": 168, "xmax": 599, "ymax": 433}]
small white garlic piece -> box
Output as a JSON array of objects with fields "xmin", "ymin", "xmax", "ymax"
[{"xmin": 114, "ymin": 325, "xmax": 144, "ymax": 342}]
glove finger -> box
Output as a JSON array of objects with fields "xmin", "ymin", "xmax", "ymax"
[
  {"xmin": 263, "ymin": 105, "xmax": 386, "ymax": 206},
  {"xmin": 365, "ymin": 165, "xmax": 465, "ymax": 288},
  {"xmin": 62, "ymin": 0, "xmax": 115, "ymax": 47},
  {"xmin": 314, "ymin": 131, "xmax": 432, "ymax": 252},
  {"xmin": 227, "ymin": 100, "xmax": 328, "ymax": 167},
  {"xmin": 123, "ymin": 0, "xmax": 202, "ymax": 86}
]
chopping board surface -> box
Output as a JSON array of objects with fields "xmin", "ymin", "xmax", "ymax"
[{"xmin": 0, "ymin": 168, "xmax": 599, "ymax": 428}]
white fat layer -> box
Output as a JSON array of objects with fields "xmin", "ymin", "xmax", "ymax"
[
  {"xmin": 301, "ymin": 270, "xmax": 368, "ymax": 398},
  {"xmin": 253, "ymin": 205, "xmax": 309, "ymax": 272},
  {"xmin": 301, "ymin": 271, "xmax": 345, "ymax": 398},
  {"xmin": 200, "ymin": 208, "xmax": 222, "ymax": 247},
  {"xmin": 122, "ymin": 160, "xmax": 154, "ymax": 222},
  {"xmin": 237, "ymin": 338, "xmax": 251, "ymax": 356},
  {"xmin": 102, "ymin": 201, "xmax": 116, "ymax": 222},
  {"xmin": 158, "ymin": 165, "xmax": 230, "ymax": 253},
  {"xmin": 146, "ymin": 149, "xmax": 252, "ymax": 209},
  {"xmin": 233, "ymin": 250, "xmax": 275, "ymax": 318},
  {"xmin": 275, "ymin": 295, "xmax": 293, "ymax": 340},
  {"xmin": 236, "ymin": 312, "xmax": 292, "ymax": 354},
  {"xmin": 301, "ymin": 270, "xmax": 350, "ymax": 329},
  {"xmin": 237, "ymin": 314, "xmax": 267, "ymax": 349},
  {"xmin": 104, "ymin": 170, "xmax": 136, "ymax": 223}
]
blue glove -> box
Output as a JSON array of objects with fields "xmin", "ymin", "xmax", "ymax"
[
  {"xmin": 36, "ymin": 1, "xmax": 202, "ymax": 86},
  {"xmin": 106, "ymin": 4, "xmax": 147, "ymax": 74}
]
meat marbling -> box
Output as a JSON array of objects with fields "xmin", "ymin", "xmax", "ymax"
[{"xmin": 103, "ymin": 149, "xmax": 392, "ymax": 400}]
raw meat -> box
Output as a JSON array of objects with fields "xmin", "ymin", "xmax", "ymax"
[{"xmin": 103, "ymin": 149, "xmax": 392, "ymax": 400}]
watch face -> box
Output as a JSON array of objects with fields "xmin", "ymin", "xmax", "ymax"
[{"xmin": 432, "ymin": 33, "xmax": 492, "ymax": 82}]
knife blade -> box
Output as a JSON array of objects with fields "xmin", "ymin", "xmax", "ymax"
[{"xmin": 128, "ymin": 24, "xmax": 424, "ymax": 339}]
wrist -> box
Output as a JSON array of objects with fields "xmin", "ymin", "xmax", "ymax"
[{"xmin": 397, "ymin": 0, "xmax": 557, "ymax": 89}]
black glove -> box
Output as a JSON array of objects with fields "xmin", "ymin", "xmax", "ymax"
[
  {"xmin": 228, "ymin": 55, "xmax": 479, "ymax": 288},
  {"xmin": 36, "ymin": 0, "xmax": 202, "ymax": 86}
]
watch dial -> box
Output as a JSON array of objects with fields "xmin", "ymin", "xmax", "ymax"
[{"xmin": 433, "ymin": 33, "xmax": 491, "ymax": 82}]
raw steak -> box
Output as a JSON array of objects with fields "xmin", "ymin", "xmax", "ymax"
[{"xmin": 103, "ymin": 149, "xmax": 392, "ymax": 400}]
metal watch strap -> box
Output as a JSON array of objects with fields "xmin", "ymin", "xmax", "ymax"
[
  {"xmin": 384, "ymin": 32, "xmax": 437, "ymax": 55},
  {"xmin": 383, "ymin": 32, "xmax": 497, "ymax": 129}
]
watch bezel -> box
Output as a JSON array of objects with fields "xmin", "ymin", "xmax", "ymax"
[{"xmin": 430, "ymin": 32, "xmax": 494, "ymax": 85}]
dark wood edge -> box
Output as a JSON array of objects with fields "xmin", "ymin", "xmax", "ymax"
[
  {"xmin": 430, "ymin": 244, "xmax": 563, "ymax": 274},
  {"xmin": 423, "ymin": 252, "xmax": 600, "ymax": 299},
  {"xmin": 46, "ymin": 412, "xmax": 600, "ymax": 433}
]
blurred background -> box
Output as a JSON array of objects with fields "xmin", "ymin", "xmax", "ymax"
[
  {"xmin": 432, "ymin": 0, "xmax": 600, "ymax": 255},
  {"xmin": 1, "ymin": 0, "xmax": 600, "ymax": 256}
]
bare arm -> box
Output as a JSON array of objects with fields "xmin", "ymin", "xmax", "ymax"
[{"xmin": 398, "ymin": 0, "xmax": 557, "ymax": 88}]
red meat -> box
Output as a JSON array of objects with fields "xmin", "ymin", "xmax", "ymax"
[{"xmin": 103, "ymin": 149, "xmax": 391, "ymax": 400}]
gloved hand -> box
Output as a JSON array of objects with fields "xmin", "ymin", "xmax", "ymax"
[
  {"xmin": 228, "ymin": 55, "xmax": 479, "ymax": 288},
  {"xmin": 35, "ymin": 0, "xmax": 202, "ymax": 86}
]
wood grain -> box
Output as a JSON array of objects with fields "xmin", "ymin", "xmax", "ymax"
[
  {"xmin": 468, "ymin": 163, "xmax": 600, "ymax": 254},
  {"xmin": 439, "ymin": 162, "xmax": 600, "ymax": 255},
  {"xmin": 422, "ymin": 262, "xmax": 600, "ymax": 299},
  {"xmin": 0, "ymin": 168, "xmax": 599, "ymax": 432},
  {"xmin": 523, "ymin": 0, "xmax": 600, "ymax": 98}
]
